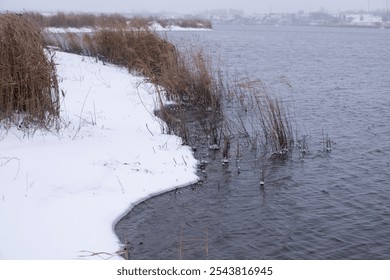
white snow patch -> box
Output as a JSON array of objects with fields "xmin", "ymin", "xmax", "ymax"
[
  {"xmin": 44, "ymin": 27, "xmax": 95, "ymax": 33},
  {"xmin": 149, "ymin": 22, "xmax": 212, "ymax": 32},
  {"xmin": 345, "ymin": 13, "xmax": 383, "ymax": 26},
  {"xmin": 44, "ymin": 25, "xmax": 212, "ymax": 34},
  {"xmin": 0, "ymin": 52, "xmax": 198, "ymax": 259}
]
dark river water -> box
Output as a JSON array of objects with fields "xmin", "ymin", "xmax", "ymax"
[{"xmin": 115, "ymin": 25, "xmax": 390, "ymax": 259}]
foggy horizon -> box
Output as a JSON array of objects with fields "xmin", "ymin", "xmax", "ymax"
[{"xmin": 1, "ymin": 0, "xmax": 389, "ymax": 15}]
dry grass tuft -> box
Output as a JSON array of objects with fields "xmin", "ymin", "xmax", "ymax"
[
  {"xmin": 256, "ymin": 93, "xmax": 293, "ymax": 158},
  {"xmin": 93, "ymin": 28, "xmax": 175, "ymax": 74},
  {"xmin": 220, "ymin": 77, "xmax": 294, "ymax": 161},
  {"xmin": 0, "ymin": 13, "xmax": 60, "ymax": 130}
]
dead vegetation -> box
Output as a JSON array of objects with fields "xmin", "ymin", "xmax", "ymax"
[
  {"xmin": 22, "ymin": 12, "xmax": 212, "ymax": 30},
  {"xmin": 93, "ymin": 27, "xmax": 219, "ymax": 108},
  {"xmin": 40, "ymin": 15, "xmax": 221, "ymax": 149},
  {"xmin": 2, "ymin": 11, "xmax": 296, "ymax": 187},
  {"xmin": 0, "ymin": 13, "xmax": 60, "ymax": 130},
  {"xmin": 22, "ymin": 12, "xmax": 127, "ymax": 29},
  {"xmin": 44, "ymin": 23, "xmax": 220, "ymax": 112},
  {"xmin": 2, "ymin": 11, "xmax": 294, "ymax": 165}
]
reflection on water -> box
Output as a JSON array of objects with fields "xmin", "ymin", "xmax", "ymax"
[{"xmin": 115, "ymin": 25, "xmax": 390, "ymax": 259}]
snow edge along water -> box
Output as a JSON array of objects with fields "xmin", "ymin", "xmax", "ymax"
[{"xmin": 0, "ymin": 51, "xmax": 199, "ymax": 260}]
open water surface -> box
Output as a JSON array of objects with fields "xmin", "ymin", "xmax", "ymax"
[{"xmin": 115, "ymin": 25, "xmax": 390, "ymax": 259}]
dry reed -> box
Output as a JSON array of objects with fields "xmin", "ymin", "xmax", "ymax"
[
  {"xmin": 256, "ymin": 93, "xmax": 293, "ymax": 157},
  {"xmin": 39, "ymin": 15, "xmax": 218, "ymax": 140},
  {"xmin": 0, "ymin": 13, "xmax": 60, "ymax": 130},
  {"xmin": 220, "ymin": 76, "xmax": 294, "ymax": 161},
  {"xmin": 35, "ymin": 12, "xmax": 295, "ymax": 163},
  {"xmin": 22, "ymin": 12, "xmax": 127, "ymax": 29},
  {"xmin": 90, "ymin": 27, "xmax": 220, "ymax": 111},
  {"xmin": 31, "ymin": 12, "xmax": 215, "ymax": 113},
  {"xmin": 23, "ymin": 12, "xmax": 212, "ymax": 30}
]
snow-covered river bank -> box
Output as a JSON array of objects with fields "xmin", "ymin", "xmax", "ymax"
[{"xmin": 0, "ymin": 51, "xmax": 198, "ymax": 259}]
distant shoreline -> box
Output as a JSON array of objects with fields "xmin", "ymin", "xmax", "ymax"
[{"xmin": 213, "ymin": 22, "xmax": 389, "ymax": 29}]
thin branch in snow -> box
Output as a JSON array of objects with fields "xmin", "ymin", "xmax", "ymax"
[
  {"xmin": 116, "ymin": 176, "xmax": 125, "ymax": 194},
  {"xmin": 145, "ymin": 123, "xmax": 154, "ymax": 136},
  {"xmin": 72, "ymin": 87, "xmax": 92, "ymax": 140}
]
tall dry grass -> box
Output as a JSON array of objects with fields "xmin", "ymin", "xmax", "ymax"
[
  {"xmin": 87, "ymin": 27, "xmax": 220, "ymax": 110},
  {"xmin": 35, "ymin": 12, "xmax": 294, "ymax": 164},
  {"xmin": 22, "ymin": 12, "xmax": 127, "ymax": 29},
  {"xmin": 0, "ymin": 13, "xmax": 60, "ymax": 130},
  {"xmin": 93, "ymin": 28, "xmax": 175, "ymax": 73},
  {"xmin": 29, "ymin": 11, "xmax": 215, "ymax": 116},
  {"xmin": 219, "ymin": 76, "xmax": 294, "ymax": 162},
  {"xmin": 39, "ymin": 12, "xmax": 292, "ymax": 162},
  {"xmin": 255, "ymin": 93, "xmax": 293, "ymax": 158},
  {"xmin": 42, "ymin": 15, "xmax": 218, "ymax": 113},
  {"xmin": 43, "ymin": 23, "xmax": 220, "ymax": 142},
  {"xmin": 23, "ymin": 12, "xmax": 212, "ymax": 30}
]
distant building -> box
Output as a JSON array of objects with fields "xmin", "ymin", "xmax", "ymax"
[
  {"xmin": 341, "ymin": 13, "xmax": 383, "ymax": 27},
  {"xmin": 206, "ymin": 9, "xmax": 388, "ymax": 28}
]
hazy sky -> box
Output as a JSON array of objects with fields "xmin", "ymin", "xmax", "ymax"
[{"xmin": 1, "ymin": 0, "xmax": 388, "ymax": 14}]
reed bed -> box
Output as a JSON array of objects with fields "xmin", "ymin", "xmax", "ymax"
[
  {"xmin": 23, "ymin": 12, "xmax": 212, "ymax": 30},
  {"xmin": 43, "ymin": 22, "xmax": 221, "ymax": 143},
  {"xmin": 0, "ymin": 13, "xmax": 60, "ymax": 130},
  {"xmin": 28, "ymin": 12, "xmax": 215, "ymax": 124},
  {"xmin": 1, "ymin": 11, "xmax": 305, "ymax": 190},
  {"xmin": 36, "ymin": 11, "xmax": 294, "ymax": 163},
  {"xmin": 22, "ymin": 12, "xmax": 127, "ymax": 29},
  {"xmin": 45, "ymin": 24, "xmax": 220, "ymax": 110}
]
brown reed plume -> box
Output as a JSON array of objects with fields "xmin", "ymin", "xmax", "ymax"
[{"xmin": 0, "ymin": 13, "xmax": 60, "ymax": 130}]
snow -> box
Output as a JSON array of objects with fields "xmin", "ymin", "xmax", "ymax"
[
  {"xmin": 44, "ymin": 27, "xmax": 95, "ymax": 33},
  {"xmin": 345, "ymin": 13, "xmax": 383, "ymax": 26},
  {"xmin": 44, "ymin": 24, "xmax": 212, "ymax": 34},
  {"xmin": 0, "ymin": 51, "xmax": 199, "ymax": 259},
  {"xmin": 149, "ymin": 22, "xmax": 212, "ymax": 32}
]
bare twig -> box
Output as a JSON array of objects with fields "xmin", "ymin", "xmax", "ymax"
[{"xmin": 116, "ymin": 176, "xmax": 125, "ymax": 194}]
